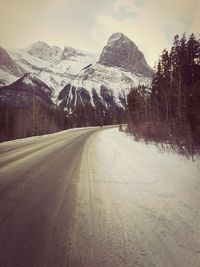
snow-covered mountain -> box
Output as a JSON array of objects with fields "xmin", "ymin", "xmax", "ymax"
[{"xmin": 0, "ymin": 33, "xmax": 153, "ymax": 123}]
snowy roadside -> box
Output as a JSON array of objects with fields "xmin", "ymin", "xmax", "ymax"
[
  {"xmin": 95, "ymin": 128, "xmax": 200, "ymax": 183},
  {"xmin": 92, "ymin": 128, "xmax": 200, "ymax": 266}
]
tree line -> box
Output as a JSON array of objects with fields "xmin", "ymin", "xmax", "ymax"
[{"xmin": 127, "ymin": 33, "xmax": 200, "ymax": 157}]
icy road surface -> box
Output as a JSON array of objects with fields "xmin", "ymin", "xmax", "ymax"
[{"xmin": 0, "ymin": 127, "xmax": 200, "ymax": 267}]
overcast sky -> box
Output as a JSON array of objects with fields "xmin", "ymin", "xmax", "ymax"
[{"xmin": 0, "ymin": 0, "xmax": 199, "ymax": 67}]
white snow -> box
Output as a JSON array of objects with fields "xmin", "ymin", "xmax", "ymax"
[{"xmin": 91, "ymin": 128, "xmax": 200, "ymax": 266}]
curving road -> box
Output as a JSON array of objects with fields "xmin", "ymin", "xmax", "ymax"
[{"xmin": 0, "ymin": 127, "xmax": 100, "ymax": 267}]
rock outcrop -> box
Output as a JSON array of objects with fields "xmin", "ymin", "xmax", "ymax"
[{"xmin": 99, "ymin": 32, "xmax": 153, "ymax": 77}]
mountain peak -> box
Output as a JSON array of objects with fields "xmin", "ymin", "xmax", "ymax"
[
  {"xmin": 107, "ymin": 32, "xmax": 131, "ymax": 44},
  {"xmin": 27, "ymin": 42, "xmax": 62, "ymax": 63},
  {"xmin": 99, "ymin": 33, "xmax": 153, "ymax": 77}
]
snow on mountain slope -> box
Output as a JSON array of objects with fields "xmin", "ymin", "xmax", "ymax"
[
  {"xmin": 40, "ymin": 52, "xmax": 98, "ymax": 100},
  {"xmin": 9, "ymin": 45, "xmax": 99, "ymax": 100},
  {"xmin": 10, "ymin": 49, "xmax": 51, "ymax": 71},
  {"xmin": 10, "ymin": 44, "xmax": 97, "ymax": 75},
  {"xmin": 66, "ymin": 62, "xmax": 151, "ymax": 99},
  {"xmin": 48, "ymin": 53, "xmax": 98, "ymax": 75}
]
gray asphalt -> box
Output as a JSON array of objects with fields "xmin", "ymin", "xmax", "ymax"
[{"xmin": 0, "ymin": 128, "xmax": 98, "ymax": 267}]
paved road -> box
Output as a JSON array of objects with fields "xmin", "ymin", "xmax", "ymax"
[{"xmin": 0, "ymin": 128, "xmax": 99, "ymax": 267}]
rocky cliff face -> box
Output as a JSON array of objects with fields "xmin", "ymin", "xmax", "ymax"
[{"xmin": 99, "ymin": 33, "xmax": 153, "ymax": 77}]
